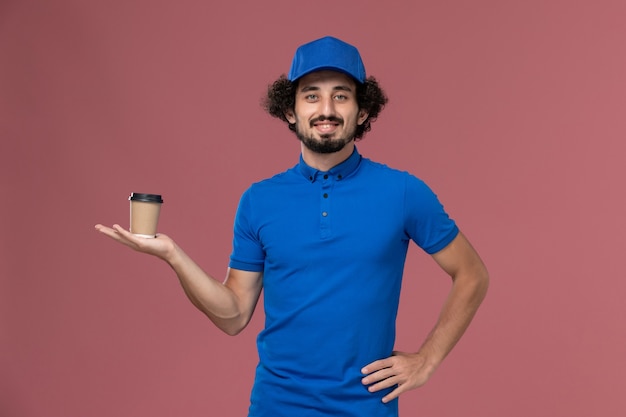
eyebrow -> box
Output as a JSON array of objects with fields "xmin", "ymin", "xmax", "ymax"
[{"xmin": 299, "ymin": 85, "xmax": 354, "ymax": 93}]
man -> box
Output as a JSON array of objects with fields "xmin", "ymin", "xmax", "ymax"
[{"xmin": 95, "ymin": 36, "xmax": 489, "ymax": 417}]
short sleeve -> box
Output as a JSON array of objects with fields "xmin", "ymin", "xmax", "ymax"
[
  {"xmin": 403, "ymin": 175, "xmax": 459, "ymax": 254},
  {"xmin": 229, "ymin": 188, "xmax": 265, "ymax": 272}
]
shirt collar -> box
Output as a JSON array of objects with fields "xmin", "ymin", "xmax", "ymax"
[{"xmin": 298, "ymin": 147, "xmax": 362, "ymax": 183}]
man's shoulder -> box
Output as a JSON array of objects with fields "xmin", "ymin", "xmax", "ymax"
[
  {"xmin": 359, "ymin": 157, "xmax": 421, "ymax": 181},
  {"xmin": 244, "ymin": 164, "xmax": 301, "ymax": 194},
  {"xmin": 358, "ymin": 157, "xmax": 439, "ymax": 199}
]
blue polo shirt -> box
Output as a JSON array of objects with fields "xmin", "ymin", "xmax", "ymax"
[{"xmin": 229, "ymin": 148, "xmax": 458, "ymax": 417}]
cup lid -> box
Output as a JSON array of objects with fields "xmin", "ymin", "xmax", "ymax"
[{"xmin": 129, "ymin": 193, "xmax": 163, "ymax": 203}]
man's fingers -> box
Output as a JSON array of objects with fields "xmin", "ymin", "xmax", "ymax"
[
  {"xmin": 382, "ymin": 385, "xmax": 404, "ymax": 403},
  {"xmin": 362, "ymin": 365, "xmax": 395, "ymax": 385},
  {"xmin": 112, "ymin": 224, "xmax": 132, "ymax": 236},
  {"xmin": 365, "ymin": 374, "xmax": 398, "ymax": 392},
  {"xmin": 362, "ymin": 352, "xmax": 432, "ymax": 402},
  {"xmin": 361, "ymin": 357, "xmax": 392, "ymax": 375},
  {"xmin": 95, "ymin": 224, "xmax": 140, "ymax": 248},
  {"xmin": 95, "ymin": 224, "xmax": 121, "ymax": 239}
]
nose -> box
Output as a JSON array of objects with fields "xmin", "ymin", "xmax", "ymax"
[{"xmin": 319, "ymin": 96, "xmax": 336, "ymax": 118}]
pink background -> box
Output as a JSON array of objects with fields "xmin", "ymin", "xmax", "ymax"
[{"xmin": 2, "ymin": 1, "xmax": 625, "ymax": 416}]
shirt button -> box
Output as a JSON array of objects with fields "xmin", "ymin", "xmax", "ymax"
[
  {"xmin": 322, "ymin": 211, "xmax": 328, "ymax": 217},
  {"xmin": 323, "ymin": 193, "xmax": 328, "ymax": 198},
  {"xmin": 323, "ymin": 174, "xmax": 329, "ymax": 179},
  {"xmin": 338, "ymin": 174, "xmax": 342, "ymax": 180}
]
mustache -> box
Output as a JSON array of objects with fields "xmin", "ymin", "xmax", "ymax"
[{"xmin": 310, "ymin": 115, "xmax": 343, "ymax": 127}]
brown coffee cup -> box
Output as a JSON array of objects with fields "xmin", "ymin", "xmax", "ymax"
[{"xmin": 129, "ymin": 193, "xmax": 163, "ymax": 238}]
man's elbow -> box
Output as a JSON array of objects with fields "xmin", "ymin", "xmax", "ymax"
[
  {"xmin": 222, "ymin": 323, "xmax": 246, "ymax": 336},
  {"xmin": 212, "ymin": 315, "xmax": 250, "ymax": 337},
  {"xmin": 472, "ymin": 265, "xmax": 490, "ymax": 302},
  {"xmin": 455, "ymin": 263, "xmax": 489, "ymax": 303}
]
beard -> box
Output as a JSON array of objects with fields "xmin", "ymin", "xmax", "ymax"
[{"xmin": 294, "ymin": 116, "xmax": 356, "ymax": 154}]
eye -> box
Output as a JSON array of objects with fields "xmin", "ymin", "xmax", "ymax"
[
  {"xmin": 334, "ymin": 94, "xmax": 349, "ymax": 101},
  {"xmin": 304, "ymin": 94, "xmax": 318, "ymax": 101}
]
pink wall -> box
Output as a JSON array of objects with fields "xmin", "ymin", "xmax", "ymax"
[{"xmin": 2, "ymin": 1, "xmax": 625, "ymax": 416}]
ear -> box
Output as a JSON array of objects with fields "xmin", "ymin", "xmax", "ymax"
[
  {"xmin": 284, "ymin": 109, "xmax": 296, "ymax": 124},
  {"xmin": 357, "ymin": 109, "xmax": 369, "ymax": 126}
]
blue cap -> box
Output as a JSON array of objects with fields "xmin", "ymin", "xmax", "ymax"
[{"xmin": 288, "ymin": 36, "xmax": 366, "ymax": 83}]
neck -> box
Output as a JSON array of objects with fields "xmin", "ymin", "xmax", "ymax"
[{"xmin": 300, "ymin": 141, "xmax": 355, "ymax": 171}]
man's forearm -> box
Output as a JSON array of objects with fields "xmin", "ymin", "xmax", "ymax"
[
  {"xmin": 164, "ymin": 244, "xmax": 248, "ymax": 335},
  {"xmin": 418, "ymin": 266, "xmax": 489, "ymax": 369}
]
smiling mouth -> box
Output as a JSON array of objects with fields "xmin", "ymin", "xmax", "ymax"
[
  {"xmin": 314, "ymin": 123, "xmax": 339, "ymax": 135},
  {"xmin": 312, "ymin": 117, "xmax": 342, "ymax": 133},
  {"xmin": 316, "ymin": 122, "xmax": 338, "ymax": 128}
]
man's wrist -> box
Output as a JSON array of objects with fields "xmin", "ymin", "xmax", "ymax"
[{"xmin": 161, "ymin": 240, "xmax": 182, "ymax": 266}]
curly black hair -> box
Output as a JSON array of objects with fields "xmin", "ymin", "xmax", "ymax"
[{"xmin": 262, "ymin": 74, "xmax": 388, "ymax": 140}]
